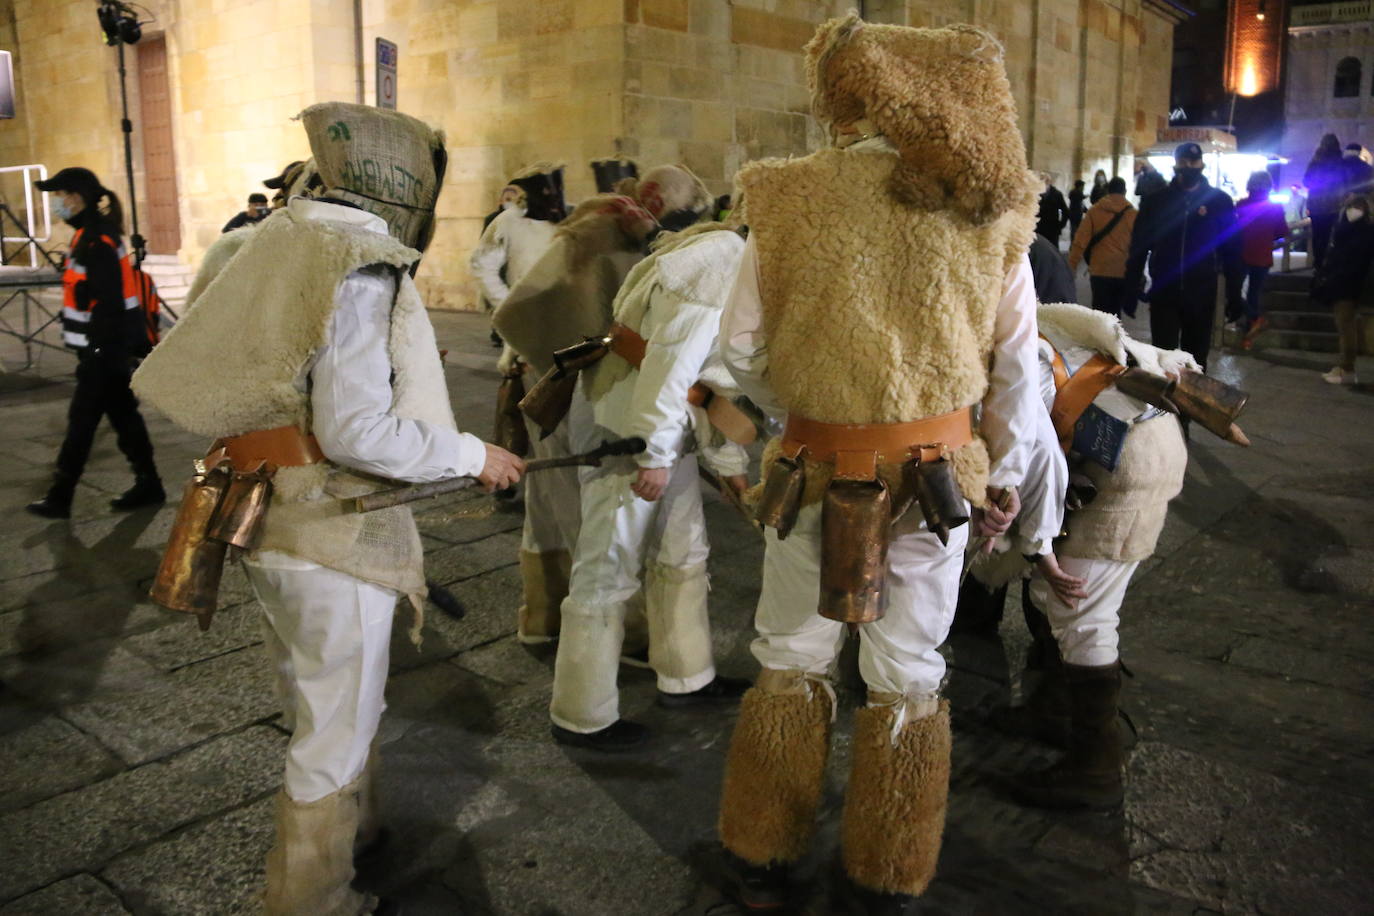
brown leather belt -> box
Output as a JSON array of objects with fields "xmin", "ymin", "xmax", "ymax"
[
  {"xmin": 213, "ymin": 425, "xmax": 324, "ymax": 471},
  {"xmin": 1047, "ymin": 353, "xmax": 1125, "ymax": 450},
  {"xmin": 609, "ymin": 322, "xmax": 715, "ymax": 406},
  {"xmin": 781, "ymin": 407, "xmax": 974, "ymax": 481}
]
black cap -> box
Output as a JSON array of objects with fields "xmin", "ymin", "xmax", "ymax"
[
  {"xmin": 248, "ymin": 193, "xmax": 268, "ymax": 204},
  {"xmin": 1174, "ymin": 142, "xmax": 1204, "ymax": 161},
  {"xmin": 263, "ymin": 161, "xmax": 305, "ymax": 190},
  {"xmin": 35, "ymin": 166, "xmax": 103, "ymax": 199},
  {"xmin": 1346, "ymin": 143, "xmax": 1364, "ymax": 152}
]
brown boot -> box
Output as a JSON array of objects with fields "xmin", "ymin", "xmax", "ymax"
[
  {"xmin": 264, "ymin": 781, "xmax": 375, "ymax": 915},
  {"xmin": 1011, "ymin": 662, "xmax": 1124, "ymax": 810},
  {"xmin": 840, "ymin": 697, "xmax": 951, "ymax": 899},
  {"xmin": 517, "ymin": 549, "xmax": 570, "ymax": 644},
  {"xmin": 718, "ymin": 669, "xmax": 833, "ymax": 906}
]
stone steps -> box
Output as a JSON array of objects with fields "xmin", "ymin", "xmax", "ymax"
[{"xmin": 137, "ymin": 255, "xmax": 194, "ymax": 312}]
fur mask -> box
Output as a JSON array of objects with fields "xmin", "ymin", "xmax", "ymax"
[{"xmin": 805, "ymin": 14, "xmax": 1037, "ymax": 225}]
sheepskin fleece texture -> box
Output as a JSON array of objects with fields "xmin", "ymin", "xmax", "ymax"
[
  {"xmin": 841, "ymin": 700, "xmax": 951, "ymax": 896},
  {"xmin": 1038, "ymin": 301, "xmax": 1201, "ymax": 379},
  {"xmin": 742, "ymin": 147, "xmax": 1033, "ymax": 507},
  {"xmin": 184, "ymin": 226, "xmax": 255, "ymax": 311},
  {"xmin": 518, "ymin": 548, "xmax": 569, "ymax": 641},
  {"xmin": 1062, "ymin": 413, "xmax": 1187, "ymax": 561},
  {"xmin": 718, "ymin": 675, "xmax": 833, "ymax": 866},
  {"xmin": 621, "ymin": 163, "xmax": 712, "ymax": 220},
  {"xmin": 493, "ymin": 198, "xmax": 645, "ymax": 376},
  {"xmin": 806, "ymin": 15, "xmax": 1038, "ymax": 225},
  {"xmin": 584, "ymin": 227, "xmax": 744, "ymax": 402},
  {"xmin": 133, "ymin": 208, "xmax": 456, "ymax": 609},
  {"xmin": 1037, "ymin": 302, "xmax": 1193, "ymax": 561}
]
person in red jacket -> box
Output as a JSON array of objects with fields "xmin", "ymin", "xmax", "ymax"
[{"xmin": 1234, "ymin": 171, "xmax": 1289, "ymax": 346}]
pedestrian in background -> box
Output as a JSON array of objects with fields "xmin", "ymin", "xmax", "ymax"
[
  {"xmin": 1125, "ymin": 142, "xmax": 1242, "ymax": 372},
  {"xmin": 1313, "ymin": 195, "xmax": 1374, "ymax": 385},
  {"xmin": 1069, "ymin": 176, "xmax": 1136, "ymax": 318},
  {"xmin": 1067, "ymin": 179, "xmax": 1086, "ymax": 241},
  {"xmin": 1134, "ymin": 159, "xmax": 1168, "ymax": 199},
  {"xmin": 1037, "ymin": 172, "xmax": 1069, "ymax": 245},
  {"xmin": 1088, "ymin": 168, "xmax": 1109, "ymax": 205},
  {"xmin": 1305, "ymin": 133, "xmax": 1347, "ymax": 271},
  {"xmin": 25, "ymin": 167, "xmax": 163, "ymax": 519},
  {"xmin": 1343, "ymin": 143, "xmax": 1374, "ymax": 198},
  {"xmin": 221, "ymin": 192, "xmax": 270, "ymax": 232},
  {"xmin": 1234, "ymin": 171, "xmax": 1288, "ymax": 346}
]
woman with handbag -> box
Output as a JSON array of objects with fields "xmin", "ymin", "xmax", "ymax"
[{"xmin": 1068, "ymin": 177, "xmax": 1137, "ymax": 317}]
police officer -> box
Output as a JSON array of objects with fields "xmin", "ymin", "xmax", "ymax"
[
  {"xmin": 26, "ymin": 167, "xmax": 163, "ymax": 519},
  {"xmin": 1125, "ymin": 143, "xmax": 1242, "ymax": 372}
]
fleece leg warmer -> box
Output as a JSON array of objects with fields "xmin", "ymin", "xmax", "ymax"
[
  {"xmin": 718, "ymin": 668, "xmax": 833, "ymax": 866},
  {"xmin": 840, "ymin": 697, "xmax": 951, "ymax": 897}
]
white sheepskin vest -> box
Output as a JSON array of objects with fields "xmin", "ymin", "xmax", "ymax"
[
  {"xmin": 741, "ymin": 146, "xmax": 1034, "ymax": 505},
  {"xmin": 584, "ymin": 227, "xmax": 745, "ymax": 401},
  {"xmin": 1037, "ymin": 302, "xmax": 1192, "ymax": 562},
  {"xmin": 133, "ymin": 206, "xmax": 457, "ymax": 611}
]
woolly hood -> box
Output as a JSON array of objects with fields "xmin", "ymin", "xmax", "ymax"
[
  {"xmin": 1038, "ymin": 301, "xmax": 1199, "ymax": 378},
  {"xmin": 805, "ymin": 14, "xmax": 1037, "ymax": 224}
]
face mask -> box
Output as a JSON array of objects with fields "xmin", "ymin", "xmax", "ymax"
[
  {"xmin": 1176, "ymin": 166, "xmax": 1204, "ymax": 188},
  {"xmin": 1347, "ymin": 207, "xmax": 1366, "ymax": 222},
  {"xmin": 53, "ymin": 199, "xmax": 74, "ymax": 221}
]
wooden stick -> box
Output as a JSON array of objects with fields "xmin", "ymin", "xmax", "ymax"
[{"xmin": 351, "ymin": 437, "xmax": 645, "ymax": 513}]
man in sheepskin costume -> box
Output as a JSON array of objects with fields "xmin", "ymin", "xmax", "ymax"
[
  {"xmin": 470, "ymin": 161, "xmax": 565, "ymax": 365},
  {"xmin": 492, "ymin": 191, "xmax": 658, "ymax": 645},
  {"xmin": 1005, "ymin": 301, "xmax": 1195, "ymax": 810},
  {"xmin": 133, "ymin": 103, "xmax": 524, "ymax": 915},
  {"xmin": 492, "ymin": 166, "xmax": 717, "ymax": 648},
  {"xmin": 714, "ymin": 15, "xmax": 1043, "ymax": 912},
  {"xmin": 547, "ymin": 212, "xmax": 753, "ymax": 751}
]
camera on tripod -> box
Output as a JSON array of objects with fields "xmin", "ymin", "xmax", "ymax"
[{"xmin": 97, "ymin": 0, "xmax": 143, "ymax": 46}]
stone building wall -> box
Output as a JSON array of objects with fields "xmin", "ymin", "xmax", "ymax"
[
  {"xmin": 1284, "ymin": 10, "xmax": 1374, "ymax": 173},
  {"xmin": 0, "ymin": 0, "xmax": 1183, "ymax": 311}
]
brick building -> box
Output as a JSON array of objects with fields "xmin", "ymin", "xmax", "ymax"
[{"xmin": 0, "ymin": 0, "xmax": 1187, "ymax": 310}]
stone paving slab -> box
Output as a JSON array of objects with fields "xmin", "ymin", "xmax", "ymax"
[
  {"xmin": 102, "ymin": 795, "xmax": 274, "ymax": 916},
  {"xmin": 0, "ymin": 874, "xmax": 132, "ymax": 916},
  {"xmin": 0, "ymin": 709, "xmax": 123, "ymax": 814},
  {"xmin": 1, "ymin": 312, "xmax": 1372, "ymax": 913},
  {"xmin": 0, "ymin": 725, "xmax": 284, "ymax": 900}
]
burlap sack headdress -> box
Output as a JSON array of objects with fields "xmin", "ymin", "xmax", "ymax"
[
  {"xmin": 806, "ymin": 14, "xmax": 1037, "ymax": 224},
  {"xmin": 299, "ymin": 102, "xmax": 446, "ymax": 251}
]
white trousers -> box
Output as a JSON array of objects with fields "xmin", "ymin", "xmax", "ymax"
[
  {"xmin": 751, "ymin": 503, "xmax": 968, "ymax": 697},
  {"xmin": 1029, "ymin": 555, "xmax": 1136, "ymax": 666},
  {"xmin": 549, "ymin": 453, "xmax": 715, "ymax": 733},
  {"xmin": 245, "ymin": 553, "xmax": 396, "ymax": 804}
]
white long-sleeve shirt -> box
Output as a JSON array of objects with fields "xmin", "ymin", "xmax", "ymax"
[
  {"xmin": 296, "ymin": 198, "xmax": 486, "ymax": 483},
  {"xmin": 719, "ymin": 234, "xmax": 1042, "ymax": 488},
  {"xmin": 594, "ymin": 290, "xmax": 726, "ymax": 470}
]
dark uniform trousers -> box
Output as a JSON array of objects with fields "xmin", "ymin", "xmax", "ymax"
[
  {"xmin": 1148, "ymin": 283, "xmax": 1217, "ymax": 371},
  {"xmin": 55, "ymin": 353, "xmax": 157, "ymax": 481}
]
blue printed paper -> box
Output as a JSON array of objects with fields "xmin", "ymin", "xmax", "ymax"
[{"xmin": 1072, "ymin": 404, "xmax": 1130, "ymax": 472}]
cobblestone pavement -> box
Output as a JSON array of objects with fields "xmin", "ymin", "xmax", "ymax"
[{"xmin": 1, "ymin": 303, "xmax": 1371, "ymax": 915}]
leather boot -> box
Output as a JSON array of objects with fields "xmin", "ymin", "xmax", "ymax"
[
  {"xmin": 110, "ymin": 473, "xmax": 166, "ymax": 511},
  {"xmin": 718, "ymin": 669, "xmax": 833, "ymax": 908},
  {"xmin": 517, "ymin": 548, "xmax": 569, "ymax": 643},
  {"xmin": 26, "ymin": 473, "xmax": 77, "ymax": 519},
  {"xmin": 841, "ymin": 698, "xmax": 950, "ymax": 901},
  {"xmin": 263, "ymin": 781, "xmax": 376, "ymax": 916},
  {"xmin": 1011, "ymin": 662, "xmax": 1124, "ymax": 810}
]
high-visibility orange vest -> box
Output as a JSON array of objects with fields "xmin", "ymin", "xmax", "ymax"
[{"xmin": 61, "ymin": 228, "xmax": 141, "ymax": 351}]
